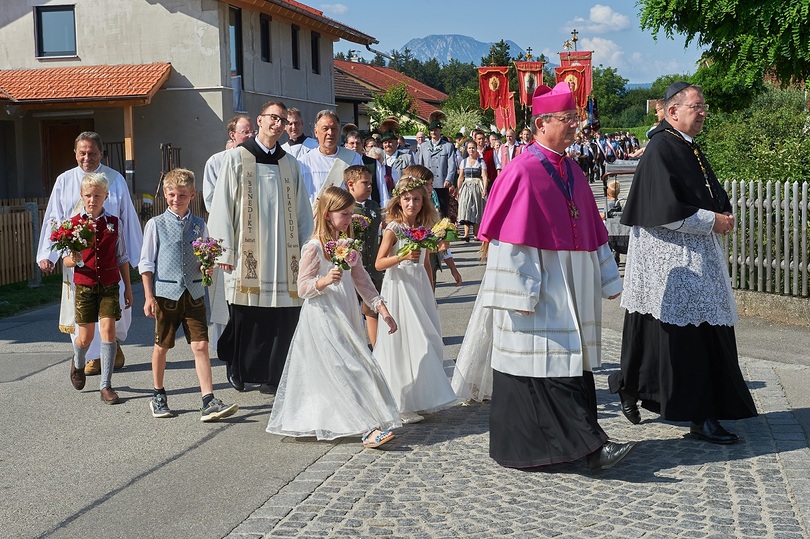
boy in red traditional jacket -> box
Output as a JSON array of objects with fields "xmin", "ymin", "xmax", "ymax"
[{"xmin": 64, "ymin": 173, "xmax": 133, "ymax": 404}]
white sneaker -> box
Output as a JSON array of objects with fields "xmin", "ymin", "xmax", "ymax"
[{"xmin": 400, "ymin": 412, "xmax": 424, "ymax": 424}]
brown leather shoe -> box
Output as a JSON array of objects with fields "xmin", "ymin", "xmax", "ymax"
[
  {"xmin": 100, "ymin": 387, "xmax": 120, "ymax": 404},
  {"xmin": 84, "ymin": 358, "xmax": 101, "ymax": 375},
  {"xmin": 114, "ymin": 343, "xmax": 125, "ymax": 370},
  {"xmin": 70, "ymin": 359, "xmax": 86, "ymax": 390}
]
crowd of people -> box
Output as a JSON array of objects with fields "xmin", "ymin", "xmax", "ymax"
[{"xmin": 36, "ymin": 80, "xmax": 756, "ymax": 468}]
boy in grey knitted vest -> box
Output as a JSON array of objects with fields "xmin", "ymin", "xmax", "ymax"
[{"xmin": 139, "ymin": 168, "xmax": 238, "ymax": 422}]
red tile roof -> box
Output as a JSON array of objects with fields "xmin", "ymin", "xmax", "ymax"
[
  {"xmin": 230, "ymin": 1, "xmax": 376, "ymax": 45},
  {"xmin": 333, "ymin": 60, "xmax": 447, "ymax": 122},
  {"xmin": 0, "ymin": 62, "xmax": 172, "ymax": 106}
]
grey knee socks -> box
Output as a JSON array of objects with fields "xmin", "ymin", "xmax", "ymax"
[
  {"xmin": 100, "ymin": 341, "xmax": 116, "ymax": 389},
  {"xmin": 73, "ymin": 342, "xmax": 89, "ymax": 369}
]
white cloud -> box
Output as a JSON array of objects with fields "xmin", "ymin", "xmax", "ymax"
[
  {"xmin": 320, "ymin": 3, "xmax": 348, "ymax": 15},
  {"xmin": 580, "ymin": 37, "xmax": 624, "ymax": 69},
  {"xmin": 568, "ymin": 4, "xmax": 631, "ymax": 34}
]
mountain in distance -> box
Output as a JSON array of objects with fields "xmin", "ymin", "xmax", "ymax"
[{"xmin": 400, "ymin": 35, "xmax": 526, "ymax": 65}]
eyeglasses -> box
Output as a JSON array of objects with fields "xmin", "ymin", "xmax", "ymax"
[
  {"xmin": 676, "ymin": 103, "xmax": 709, "ymax": 112},
  {"xmin": 259, "ymin": 113, "xmax": 289, "ymax": 126},
  {"xmin": 234, "ymin": 129, "xmax": 255, "ymax": 135},
  {"xmin": 550, "ymin": 114, "xmax": 579, "ymax": 125}
]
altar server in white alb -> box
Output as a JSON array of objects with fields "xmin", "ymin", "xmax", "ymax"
[
  {"xmin": 36, "ymin": 131, "xmax": 143, "ymax": 375},
  {"xmin": 465, "ymin": 83, "xmax": 637, "ymax": 472},
  {"xmin": 208, "ymin": 100, "xmax": 313, "ymax": 392},
  {"xmin": 202, "ymin": 114, "xmax": 255, "ymax": 350}
]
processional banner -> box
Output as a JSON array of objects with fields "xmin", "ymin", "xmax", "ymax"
[
  {"xmin": 478, "ymin": 66, "xmax": 510, "ymax": 110},
  {"xmin": 513, "ymin": 61, "xmax": 545, "ymax": 107}
]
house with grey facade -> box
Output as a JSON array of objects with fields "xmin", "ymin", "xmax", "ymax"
[{"xmin": 0, "ymin": 0, "xmax": 376, "ymax": 198}]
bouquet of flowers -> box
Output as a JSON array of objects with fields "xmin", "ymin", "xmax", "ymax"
[
  {"xmin": 324, "ymin": 235, "xmax": 362, "ymax": 270},
  {"xmin": 49, "ymin": 217, "xmax": 96, "ymax": 255},
  {"xmin": 191, "ymin": 237, "xmax": 225, "ymax": 286},
  {"xmin": 351, "ymin": 213, "xmax": 371, "ymax": 238},
  {"xmin": 431, "ymin": 217, "xmax": 458, "ymax": 241},
  {"xmin": 395, "ymin": 226, "xmax": 439, "ymax": 257}
]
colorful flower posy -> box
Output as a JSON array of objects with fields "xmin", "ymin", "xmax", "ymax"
[
  {"xmin": 324, "ymin": 235, "xmax": 362, "ymax": 270},
  {"xmin": 395, "ymin": 225, "xmax": 439, "ymax": 257},
  {"xmin": 351, "ymin": 213, "xmax": 371, "ymax": 238},
  {"xmin": 49, "ymin": 217, "xmax": 96, "ymax": 255},
  {"xmin": 192, "ymin": 237, "xmax": 225, "ymax": 286}
]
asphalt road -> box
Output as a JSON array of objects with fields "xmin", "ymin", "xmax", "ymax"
[{"xmin": 2, "ymin": 214, "xmax": 809, "ymax": 538}]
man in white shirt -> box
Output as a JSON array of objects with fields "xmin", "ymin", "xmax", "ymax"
[{"xmin": 298, "ymin": 110, "xmax": 363, "ymax": 207}]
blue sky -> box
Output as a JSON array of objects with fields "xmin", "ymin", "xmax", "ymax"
[{"xmin": 321, "ymin": 1, "xmax": 704, "ymax": 84}]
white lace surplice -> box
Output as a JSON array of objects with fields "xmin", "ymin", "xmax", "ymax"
[
  {"xmin": 373, "ymin": 222, "xmax": 459, "ymax": 414},
  {"xmin": 266, "ymin": 240, "xmax": 400, "ymax": 440},
  {"xmin": 621, "ymin": 209, "xmax": 737, "ymax": 327}
]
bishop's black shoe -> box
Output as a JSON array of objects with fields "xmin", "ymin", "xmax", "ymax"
[
  {"xmin": 619, "ymin": 391, "xmax": 641, "ymax": 425},
  {"xmin": 226, "ymin": 364, "xmax": 245, "ymax": 392},
  {"xmin": 689, "ymin": 418, "xmax": 739, "ymax": 445},
  {"xmin": 587, "ymin": 441, "xmax": 638, "ymax": 471}
]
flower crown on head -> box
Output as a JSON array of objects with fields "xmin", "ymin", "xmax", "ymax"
[{"xmin": 392, "ymin": 175, "xmax": 430, "ymax": 198}]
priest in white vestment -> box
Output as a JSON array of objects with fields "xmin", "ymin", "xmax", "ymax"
[
  {"xmin": 208, "ymin": 101, "xmax": 313, "ymax": 391},
  {"xmin": 36, "ymin": 132, "xmax": 143, "ymax": 372},
  {"xmin": 465, "ymin": 83, "xmax": 637, "ymax": 471}
]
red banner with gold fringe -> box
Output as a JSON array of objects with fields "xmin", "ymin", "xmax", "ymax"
[
  {"xmin": 555, "ymin": 65, "xmax": 588, "ymax": 112},
  {"xmin": 513, "ymin": 61, "xmax": 545, "ymax": 107},
  {"xmin": 495, "ymin": 92, "xmax": 517, "ymax": 131},
  {"xmin": 478, "ymin": 66, "xmax": 510, "ymax": 110},
  {"xmin": 559, "ymin": 51, "xmax": 592, "ymax": 96}
]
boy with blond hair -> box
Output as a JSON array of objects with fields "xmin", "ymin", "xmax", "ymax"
[
  {"xmin": 139, "ymin": 168, "xmax": 238, "ymax": 421},
  {"xmin": 65, "ymin": 172, "xmax": 133, "ymax": 404}
]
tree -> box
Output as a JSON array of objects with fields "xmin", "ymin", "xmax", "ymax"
[
  {"xmin": 700, "ymin": 85, "xmax": 810, "ymax": 182},
  {"xmin": 691, "ymin": 61, "xmax": 764, "ymax": 113},
  {"xmin": 370, "ymin": 53, "xmax": 386, "ymax": 67},
  {"xmin": 591, "ymin": 66, "xmax": 628, "ymax": 126},
  {"xmin": 480, "ymin": 40, "xmax": 511, "ymax": 67},
  {"xmin": 369, "ymin": 83, "xmax": 419, "ymax": 133},
  {"xmin": 440, "ymin": 59, "xmax": 478, "ymax": 95},
  {"xmin": 638, "ymin": 0, "xmax": 810, "ymax": 86}
]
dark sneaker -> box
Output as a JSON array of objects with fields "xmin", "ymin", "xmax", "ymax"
[
  {"xmin": 200, "ymin": 398, "xmax": 238, "ymax": 422},
  {"xmin": 150, "ymin": 395, "xmax": 173, "ymax": 418}
]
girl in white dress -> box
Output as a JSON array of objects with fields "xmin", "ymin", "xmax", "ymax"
[
  {"xmin": 266, "ymin": 187, "xmax": 400, "ymax": 448},
  {"xmin": 374, "ymin": 166, "xmax": 459, "ymax": 424}
]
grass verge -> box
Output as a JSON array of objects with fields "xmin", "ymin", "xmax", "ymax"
[{"xmin": 0, "ymin": 269, "xmax": 141, "ymax": 319}]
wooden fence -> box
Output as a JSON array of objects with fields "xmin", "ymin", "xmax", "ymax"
[
  {"xmin": 0, "ymin": 196, "xmax": 207, "ymax": 287},
  {"xmin": 4, "ymin": 179, "xmax": 810, "ymax": 294},
  {"xmin": 724, "ymin": 180, "xmax": 810, "ymax": 297}
]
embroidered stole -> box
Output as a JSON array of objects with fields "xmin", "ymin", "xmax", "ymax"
[
  {"xmin": 238, "ymin": 147, "xmax": 300, "ymax": 298},
  {"xmin": 58, "ymin": 197, "xmax": 87, "ymax": 334}
]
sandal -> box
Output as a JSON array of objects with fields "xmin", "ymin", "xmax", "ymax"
[{"xmin": 362, "ymin": 428, "xmax": 395, "ymax": 449}]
